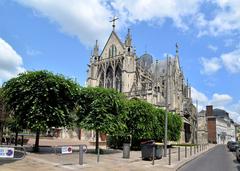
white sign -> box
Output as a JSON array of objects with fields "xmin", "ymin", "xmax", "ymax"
[
  {"xmin": 61, "ymin": 146, "xmax": 72, "ymax": 154},
  {"xmin": 0, "ymin": 147, "xmax": 14, "ymax": 158}
]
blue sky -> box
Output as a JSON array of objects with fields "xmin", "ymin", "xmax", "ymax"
[{"xmin": 0, "ymin": 0, "xmax": 240, "ymax": 122}]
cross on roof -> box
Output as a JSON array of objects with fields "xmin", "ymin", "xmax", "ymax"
[{"xmin": 110, "ymin": 16, "xmax": 119, "ymax": 31}]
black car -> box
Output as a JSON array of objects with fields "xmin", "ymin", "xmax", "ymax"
[
  {"xmin": 229, "ymin": 142, "xmax": 239, "ymax": 152},
  {"xmin": 227, "ymin": 141, "xmax": 234, "ymax": 149}
]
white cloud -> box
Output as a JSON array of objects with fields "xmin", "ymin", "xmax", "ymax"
[
  {"xmin": 191, "ymin": 87, "xmax": 208, "ymax": 109},
  {"xmin": 197, "ymin": 0, "xmax": 240, "ymax": 36},
  {"xmin": 200, "ymin": 48, "xmax": 240, "ymax": 74},
  {"xmin": 207, "ymin": 44, "xmax": 218, "ymax": 52},
  {"xmin": 112, "ymin": 0, "xmax": 202, "ymax": 30},
  {"xmin": 16, "ymin": 0, "xmax": 204, "ymax": 47},
  {"xmin": 26, "ymin": 47, "xmax": 41, "ymax": 56},
  {"xmin": 210, "ymin": 93, "xmax": 232, "ymax": 107},
  {"xmin": 0, "ymin": 38, "xmax": 25, "ymax": 83},
  {"xmin": 191, "ymin": 87, "xmax": 240, "ymax": 123},
  {"xmin": 16, "ymin": 0, "xmax": 113, "ymax": 47},
  {"xmin": 200, "ymin": 57, "xmax": 222, "ymax": 75},
  {"xmin": 221, "ymin": 48, "xmax": 240, "ymax": 73}
]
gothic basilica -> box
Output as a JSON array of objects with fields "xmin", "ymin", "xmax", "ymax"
[{"xmin": 87, "ymin": 23, "xmax": 197, "ymax": 143}]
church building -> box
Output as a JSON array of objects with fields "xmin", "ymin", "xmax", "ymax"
[{"xmin": 86, "ymin": 21, "xmax": 197, "ymax": 143}]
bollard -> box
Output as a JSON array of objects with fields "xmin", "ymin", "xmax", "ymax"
[
  {"xmin": 123, "ymin": 143, "xmax": 130, "ymax": 159},
  {"xmin": 79, "ymin": 144, "xmax": 87, "ymax": 165},
  {"xmin": 169, "ymin": 148, "xmax": 171, "ymax": 165},
  {"xmin": 197, "ymin": 145, "xmax": 199, "ymax": 153},
  {"xmin": 178, "ymin": 147, "xmax": 180, "ymax": 161},
  {"xmin": 97, "ymin": 147, "xmax": 100, "ymax": 163},
  {"xmin": 185, "ymin": 146, "xmax": 187, "ymax": 158},
  {"xmin": 190, "ymin": 146, "xmax": 192, "ymax": 156},
  {"xmin": 194, "ymin": 146, "xmax": 196, "ymax": 154},
  {"xmin": 152, "ymin": 145, "xmax": 155, "ymax": 165}
]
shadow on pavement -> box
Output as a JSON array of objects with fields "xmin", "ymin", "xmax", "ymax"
[{"xmin": 0, "ymin": 150, "xmax": 25, "ymax": 165}]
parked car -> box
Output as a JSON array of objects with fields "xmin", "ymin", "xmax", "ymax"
[
  {"xmin": 227, "ymin": 141, "xmax": 234, "ymax": 149},
  {"xmin": 236, "ymin": 146, "xmax": 240, "ymax": 162},
  {"xmin": 229, "ymin": 142, "xmax": 239, "ymax": 152}
]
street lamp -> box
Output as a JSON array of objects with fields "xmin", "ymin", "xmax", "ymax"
[
  {"xmin": 164, "ymin": 105, "xmax": 168, "ymax": 157},
  {"xmin": 164, "ymin": 56, "xmax": 169, "ymax": 157}
]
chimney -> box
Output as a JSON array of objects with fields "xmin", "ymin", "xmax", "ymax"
[{"xmin": 206, "ymin": 105, "xmax": 213, "ymax": 116}]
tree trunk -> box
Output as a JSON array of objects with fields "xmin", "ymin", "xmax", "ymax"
[
  {"xmin": 0, "ymin": 122, "xmax": 3, "ymax": 145},
  {"xmin": 15, "ymin": 131, "xmax": 18, "ymax": 146},
  {"xmin": 95, "ymin": 129, "xmax": 99, "ymax": 154},
  {"xmin": 34, "ymin": 130, "xmax": 40, "ymax": 152}
]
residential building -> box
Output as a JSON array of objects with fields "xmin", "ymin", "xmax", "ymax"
[{"xmin": 206, "ymin": 105, "xmax": 236, "ymax": 144}]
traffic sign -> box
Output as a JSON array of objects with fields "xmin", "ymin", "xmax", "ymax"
[
  {"xmin": 61, "ymin": 146, "xmax": 73, "ymax": 154},
  {"xmin": 0, "ymin": 147, "xmax": 14, "ymax": 158}
]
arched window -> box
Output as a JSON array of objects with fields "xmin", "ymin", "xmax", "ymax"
[
  {"xmin": 109, "ymin": 48, "xmax": 112, "ymax": 58},
  {"xmin": 106, "ymin": 66, "xmax": 113, "ymax": 88},
  {"xmin": 115, "ymin": 65, "xmax": 122, "ymax": 92},
  {"xmin": 109, "ymin": 44, "xmax": 117, "ymax": 58}
]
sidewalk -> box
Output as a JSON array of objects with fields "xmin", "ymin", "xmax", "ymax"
[{"xmin": 0, "ymin": 139, "xmax": 217, "ymax": 171}]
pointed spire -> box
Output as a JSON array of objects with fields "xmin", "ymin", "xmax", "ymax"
[
  {"xmin": 125, "ymin": 28, "xmax": 132, "ymax": 47},
  {"xmin": 93, "ymin": 40, "xmax": 99, "ymax": 57}
]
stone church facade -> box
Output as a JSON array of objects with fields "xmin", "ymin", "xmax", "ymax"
[{"xmin": 86, "ymin": 26, "xmax": 197, "ymax": 143}]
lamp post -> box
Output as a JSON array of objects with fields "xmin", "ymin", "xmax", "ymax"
[
  {"xmin": 164, "ymin": 56, "xmax": 169, "ymax": 157},
  {"xmin": 164, "ymin": 106, "xmax": 168, "ymax": 157}
]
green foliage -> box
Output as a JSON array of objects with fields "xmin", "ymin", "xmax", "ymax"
[
  {"xmin": 152, "ymin": 108, "xmax": 165, "ymax": 141},
  {"xmin": 2, "ymin": 70, "xmax": 80, "ymax": 131},
  {"xmin": 125, "ymin": 98, "xmax": 156, "ymax": 140},
  {"xmin": 76, "ymin": 87, "xmax": 126, "ymax": 135},
  {"xmin": 167, "ymin": 112, "xmax": 183, "ymax": 141}
]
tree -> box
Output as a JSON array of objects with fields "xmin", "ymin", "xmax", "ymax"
[
  {"xmin": 125, "ymin": 98, "xmax": 156, "ymax": 143},
  {"xmin": 2, "ymin": 70, "xmax": 80, "ymax": 151},
  {"xmin": 0, "ymin": 88, "xmax": 8, "ymax": 145},
  {"xmin": 152, "ymin": 108, "xmax": 165, "ymax": 141},
  {"xmin": 76, "ymin": 87, "xmax": 126, "ymax": 152},
  {"xmin": 167, "ymin": 112, "xmax": 183, "ymax": 141}
]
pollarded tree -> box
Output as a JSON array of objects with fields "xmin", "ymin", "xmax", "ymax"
[
  {"xmin": 152, "ymin": 108, "xmax": 165, "ymax": 141},
  {"xmin": 125, "ymin": 98, "xmax": 156, "ymax": 143},
  {"xmin": 167, "ymin": 112, "xmax": 183, "ymax": 141},
  {"xmin": 76, "ymin": 87, "xmax": 126, "ymax": 152},
  {"xmin": 2, "ymin": 70, "xmax": 80, "ymax": 151}
]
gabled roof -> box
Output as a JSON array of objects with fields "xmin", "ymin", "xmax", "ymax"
[{"xmin": 100, "ymin": 31, "xmax": 124, "ymax": 57}]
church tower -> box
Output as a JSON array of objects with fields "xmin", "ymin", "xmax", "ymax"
[{"xmin": 121, "ymin": 28, "xmax": 136, "ymax": 93}]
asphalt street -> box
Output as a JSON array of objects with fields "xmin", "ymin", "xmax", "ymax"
[{"xmin": 178, "ymin": 145, "xmax": 240, "ymax": 171}]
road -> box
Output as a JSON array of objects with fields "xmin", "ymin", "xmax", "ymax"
[{"xmin": 178, "ymin": 145, "xmax": 240, "ymax": 171}]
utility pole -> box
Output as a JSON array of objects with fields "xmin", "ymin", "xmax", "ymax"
[{"xmin": 164, "ymin": 56, "xmax": 169, "ymax": 157}]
